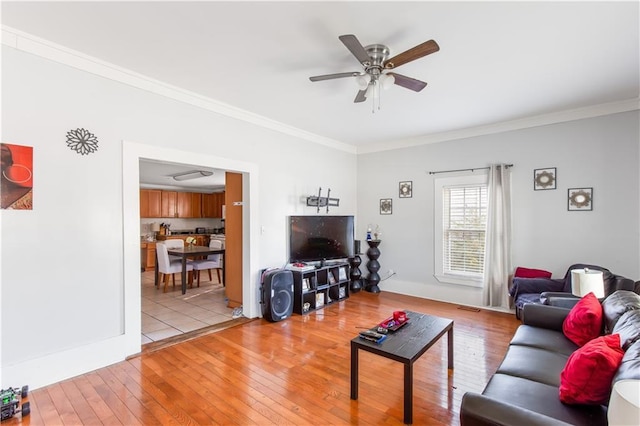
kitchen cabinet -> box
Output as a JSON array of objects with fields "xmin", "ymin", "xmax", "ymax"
[
  {"xmin": 191, "ymin": 193, "xmax": 202, "ymax": 218},
  {"xmin": 176, "ymin": 192, "xmax": 192, "ymax": 218},
  {"xmin": 202, "ymin": 193, "xmax": 214, "ymax": 217},
  {"xmin": 140, "ymin": 189, "xmax": 161, "ymax": 218},
  {"xmin": 141, "ymin": 242, "xmax": 156, "ymax": 271},
  {"xmin": 160, "ymin": 191, "xmax": 202, "ymax": 218},
  {"xmin": 161, "ymin": 191, "xmax": 178, "ymax": 218},
  {"xmin": 202, "ymin": 191, "xmax": 225, "ymax": 218}
]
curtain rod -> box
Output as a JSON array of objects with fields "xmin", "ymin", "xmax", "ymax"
[{"xmin": 428, "ymin": 164, "xmax": 514, "ymax": 175}]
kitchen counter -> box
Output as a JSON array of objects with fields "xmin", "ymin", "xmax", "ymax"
[{"xmin": 156, "ymin": 233, "xmax": 203, "ymax": 240}]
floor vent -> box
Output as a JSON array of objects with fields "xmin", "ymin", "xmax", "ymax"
[{"xmin": 457, "ymin": 305, "xmax": 481, "ymax": 312}]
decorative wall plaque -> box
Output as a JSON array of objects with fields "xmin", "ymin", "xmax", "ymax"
[
  {"xmin": 568, "ymin": 187, "xmax": 593, "ymax": 211},
  {"xmin": 380, "ymin": 198, "xmax": 392, "ymax": 215},
  {"xmin": 534, "ymin": 167, "xmax": 556, "ymax": 190},
  {"xmin": 399, "ymin": 181, "xmax": 413, "ymax": 198}
]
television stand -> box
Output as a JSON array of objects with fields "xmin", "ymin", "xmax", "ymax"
[{"xmin": 291, "ymin": 264, "xmax": 350, "ymax": 314}]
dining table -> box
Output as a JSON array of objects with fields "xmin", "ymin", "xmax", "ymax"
[{"xmin": 155, "ymin": 245, "xmax": 225, "ymax": 295}]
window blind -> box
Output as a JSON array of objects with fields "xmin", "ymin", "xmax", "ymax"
[{"xmin": 442, "ymin": 184, "xmax": 487, "ymax": 276}]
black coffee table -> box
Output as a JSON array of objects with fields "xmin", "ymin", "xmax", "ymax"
[{"xmin": 350, "ymin": 310, "xmax": 454, "ymax": 424}]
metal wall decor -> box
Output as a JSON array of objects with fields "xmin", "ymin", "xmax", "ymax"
[
  {"xmin": 399, "ymin": 181, "xmax": 413, "ymax": 198},
  {"xmin": 534, "ymin": 167, "xmax": 556, "ymax": 190},
  {"xmin": 380, "ymin": 198, "xmax": 392, "ymax": 215},
  {"xmin": 568, "ymin": 187, "xmax": 593, "ymax": 211},
  {"xmin": 66, "ymin": 128, "xmax": 99, "ymax": 155}
]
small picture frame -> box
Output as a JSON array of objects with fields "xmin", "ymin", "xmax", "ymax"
[
  {"xmin": 328, "ymin": 271, "xmax": 336, "ymax": 284},
  {"xmin": 316, "ymin": 292, "xmax": 325, "ymax": 307},
  {"xmin": 338, "ymin": 267, "xmax": 348, "ymax": 281},
  {"xmin": 380, "ymin": 198, "xmax": 392, "ymax": 215},
  {"xmin": 534, "ymin": 167, "xmax": 557, "ymax": 190},
  {"xmin": 568, "ymin": 187, "xmax": 593, "ymax": 211},
  {"xmin": 339, "ymin": 286, "xmax": 346, "ymax": 299},
  {"xmin": 399, "ymin": 181, "xmax": 413, "ymax": 198},
  {"xmin": 302, "ymin": 278, "xmax": 311, "ymax": 291}
]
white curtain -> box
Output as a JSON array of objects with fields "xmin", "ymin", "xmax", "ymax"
[{"xmin": 483, "ymin": 164, "xmax": 512, "ymax": 308}]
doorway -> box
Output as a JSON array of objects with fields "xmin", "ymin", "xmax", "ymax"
[
  {"xmin": 139, "ymin": 166, "xmax": 246, "ymax": 344},
  {"xmin": 122, "ymin": 140, "xmax": 259, "ymax": 357}
]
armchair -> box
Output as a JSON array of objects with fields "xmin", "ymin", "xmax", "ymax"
[{"xmin": 509, "ymin": 263, "xmax": 613, "ymax": 319}]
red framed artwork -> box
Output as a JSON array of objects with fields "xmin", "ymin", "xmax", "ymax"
[{"xmin": 1, "ymin": 143, "xmax": 33, "ymax": 210}]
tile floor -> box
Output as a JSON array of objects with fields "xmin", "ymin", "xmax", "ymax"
[{"xmin": 141, "ymin": 270, "xmax": 234, "ymax": 344}]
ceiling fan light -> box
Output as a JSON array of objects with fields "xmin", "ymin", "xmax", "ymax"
[
  {"xmin": 381, "ymin": 73, "xmax": 395, "ymax": 90},
  {"xmin": 356, "ymin": 74, "xmax": 371, "ymax": 89}
]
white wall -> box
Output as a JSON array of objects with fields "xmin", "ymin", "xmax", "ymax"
[
  {"xmin": 2, "ymin": 27, "xmax": 638, "ymax": 391},
  {"xmin": 357, "ymin": 111, "xmax": 640, "ymax": 308},
  {"xmin": 1, "ymin": 44, "xmax": 357, "ymax": 388}
]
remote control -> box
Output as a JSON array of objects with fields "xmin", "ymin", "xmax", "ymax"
[
  {"xmin": 359, "ymin": 330, "xmax": 387, "ymax": 344},
  {"xmin": 359, "ymin": 333, "xmax": 387, "ymax": 344}
]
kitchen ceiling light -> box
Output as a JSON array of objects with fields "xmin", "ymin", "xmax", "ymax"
[{"xmin": 172, "ymin": 170, "xmax": 214, "ymax": 181}]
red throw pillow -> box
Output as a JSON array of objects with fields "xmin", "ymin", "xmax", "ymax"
[
  {"xmin": 559, "ymin": 334, "xmax": 624, "ymax": 405},
  {"xmin": 563, "ymin": 292, "xmax": 603, "ymax": 347},
  {"xmin": 514, "ymin": 266, "xmax": 552, "ymax": 279}
]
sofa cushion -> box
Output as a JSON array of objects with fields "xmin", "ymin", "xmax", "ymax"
[
  {"xmin": 514, "ymin": 293, "xmax": 542, "ymax": 311},
  {"xmin": 510, "ymin": 325, "xmax": 578, "ymax": 357},
  {"xmin": 496, "ymin": 345, "xmax": 568, "ymax": 387},
  {"xmin": 602, "ymin": 290, "xmax": 640, "ymax": 333},
  {"xmin": 562, "ymin": 292, "xmax": 603, "ymax": 346},
  {"xmin": 559, "ymin": 334, "xmax": 624, "ymax": 405},
  {"xmin": 611, "ymin": 309, "xmax": 640, "ymax": 351},
  {"xmin": 512, "ymin": 279, "xmax": 564, "ymax": 297},
  {"xmin": 515, "ymin": 266, "xmax": 552, "ymax": 279},
  {"xmin": 613, "ymin": 338, "xmax": 640, "ymax": 383},
  {"xmin": 483, "ymin": 373, "xmax": 607, "ymax": 425}
]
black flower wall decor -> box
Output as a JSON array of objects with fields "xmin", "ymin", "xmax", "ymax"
[{"xmin": 66, "ymin": 128, "xmax": 99, "ymax": 155}]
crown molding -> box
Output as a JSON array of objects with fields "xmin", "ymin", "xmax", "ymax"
[
  {"xmin": 357, "ymin": 98, "xmax": 640, "ymax": 154},
  {"xmin": 3, "ymin": 26, "xmax": 636, "ymax": 157},
  {"xmin": 1, "ymin": 26, "xmax": 356, "ymax": 154}
]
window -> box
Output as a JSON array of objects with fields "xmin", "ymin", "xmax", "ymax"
[{"xmin": 434, "ymin": 173, "xmax": 488, "ymax": 286}]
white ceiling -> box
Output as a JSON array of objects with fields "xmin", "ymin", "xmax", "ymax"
[
  {"xmin": 2, "ymin": 1, "xmax": 639, "ymax": 153},
  {"xmin": 138, "ymin": 159, "xmax": 225, "ymax": 192}
]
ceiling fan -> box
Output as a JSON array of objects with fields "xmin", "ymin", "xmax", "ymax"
[{"xmin": 309, "ymin": 34, "xmax": 440, "ymax": 107}]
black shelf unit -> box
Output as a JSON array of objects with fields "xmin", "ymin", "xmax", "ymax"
[{"xmin": 291, "ymin": 264, "xmax": 350, "ymax": 314}]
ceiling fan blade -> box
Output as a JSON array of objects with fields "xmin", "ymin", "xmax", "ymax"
[
  {"xmin": 309, "ymin": 72, "xmax": 359, "ymax": 82},
  {"xmin": 339, "ymin": 34, "xmax": 371, "ymax": 65},
  {"xmin": 384, "ymin": 39, "xmax": 440, "ymax": 69},
  {"xmin": 388, "ymin": 72, "xmax": 428, "ymax": 92},
  {"xmin": 354, "ymin": 89, "xmax": 367, "ymax": 103}
]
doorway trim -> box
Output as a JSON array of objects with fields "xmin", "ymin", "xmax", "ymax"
[{"xmin": 122, "ymin": 140, "xmax": 259, "ymax": 356}]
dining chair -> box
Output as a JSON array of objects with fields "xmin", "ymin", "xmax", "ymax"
[
  {"xmin": 190, "ymin": 239, "xmax": 223, "ymax": 287},
  {"xmin": 156, "ymin": 241, "xmax": 193, "ymax": 292},
  {"xmin": 163, "ymin": 238, "xmax": 184, "ymax": 263}
]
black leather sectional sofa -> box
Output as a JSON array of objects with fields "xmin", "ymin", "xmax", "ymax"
[{"xmin": 460, "ymin": 290, "xmax": 640, "ymax": 425}]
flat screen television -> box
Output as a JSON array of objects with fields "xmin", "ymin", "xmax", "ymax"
[{"xmin": 289, "ymin": 215, "xmax": 354, "ymax": 263}]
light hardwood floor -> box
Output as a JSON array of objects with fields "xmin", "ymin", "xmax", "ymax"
[{"xmin": 6, "ymin": 291, "xmax": 520, "ymax": 425}]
